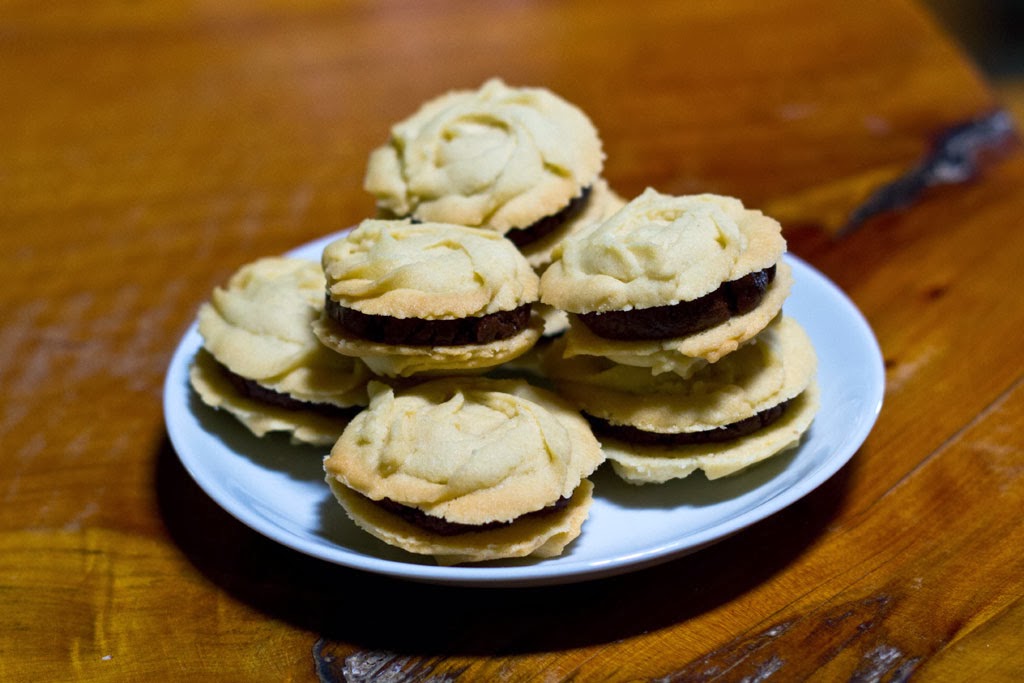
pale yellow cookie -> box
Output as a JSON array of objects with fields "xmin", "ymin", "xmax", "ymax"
[
  {"xmin": 603, "ymin": 382, "xmax": 819, "ymax": 484},
  {"xmin": 190, "ymin": 257, "xmax": 371, "ymax": 445},
  {"xmin": 560, "ymin": 260, "xmax": 793, "ymax": 369},
  {"xmin": 328, "ymin": 478, "xmax": 593, "ymax": 566},
  {"xmin": 364, "ymin": 78, "xmax": 604, "ymax": 234},
  {"xmin": 541, "ymin": 188, "xmax": 786, "ymax": 313},
  {"xmin": 323, "ymin": 378, "xmax": 604, "ymax": 564},
  {"xmin": 316, "ymin": 219, "xmax": 543, "ymax": 377},
  {"xmin": 552, "ymin": 315, "xmax": 816, "ymax": 433},
  {"xmin": 557, "ymin": 316, "xmax": 819, "ymax": 484}
]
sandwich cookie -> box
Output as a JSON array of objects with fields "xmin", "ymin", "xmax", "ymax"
[
  {"xmin": 546, "ymin": 316, "xmax": 818, "ymax": 483},
  {"xmin": 363, "ymin": 78, "xmax": 615, "ymax": 268},
  {"xmin": 313, "ymin": 219, "xmax": 544, "ymax": 377},
  {"xmin": 323, "ymin": 378, "xmax": 605, "ymax": 565},
  {"xmin": 541, "ymin": 189, "xmax": 792, "ymax": 374},
  {"xmin": 189, "ymin": 257, "xmax": 371, "ymax": 446}
]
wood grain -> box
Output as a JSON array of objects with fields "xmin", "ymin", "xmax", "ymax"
[{"xmin": 2, "ymin": 0, "xmax": 1023, "ymax": 680}]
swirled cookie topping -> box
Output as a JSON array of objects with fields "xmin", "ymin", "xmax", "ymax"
[
  {"xmin": 322, "ymin": 220, "xmax": 539, "ymax": 319},
  {"xmin": 325, "ymin": 379, "xmax": 604, "ymax": 525},
  {"xmin": 364, "ymin": 79, "xmax": 604, "ymax": 233},
  {"xmin": 541, "ymin": 188, "xmax": 786, "ymax": 314}
]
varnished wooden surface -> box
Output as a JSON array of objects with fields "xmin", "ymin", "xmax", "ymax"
[{"xmin": 3, "ymin": 1, "xmax": 1023, "ymax": 680}]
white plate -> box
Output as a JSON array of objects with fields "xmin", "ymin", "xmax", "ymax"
[{"xmin": 163, "ymin": 232, "xmax": 884, "ymax": 587}]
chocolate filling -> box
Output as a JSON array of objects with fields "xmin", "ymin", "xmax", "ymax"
[
  {"xmin": 586, "ymin": 398, "xmax": 792, "ymax": 447},
  {"xmin": 578, "ymin": 265, "xmax": 776, "ymax": 341},
  {"xmin": 220, "ymin": 363, "xmax": 361, "ymax": 419},
  {"xmin": 326, "ymin": 297, "xmax": 531, "ymax": 346},
  {"xmin": 372, "ymin": 494, "xmax": 572, "ymax": 536},
  {"xmin": 504, "ymin": 185, "xmax": 593, "ymax": 248}
]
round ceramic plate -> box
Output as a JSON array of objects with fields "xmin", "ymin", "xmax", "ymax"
[{"xmin": 163, "ymin": 231, "xmax": 884, "ymax": 587}]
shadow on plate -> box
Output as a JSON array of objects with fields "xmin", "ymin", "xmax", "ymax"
[
  {"xmin": 155, "ymin": 424, "xmax": 856, "ymax": 659},
  {"xmin": 315, "ymin": 488, "xmax": 436, "ymax": 565},
  {"xmin": 594, "ymin": 444, "xmax": 802, "ymax": 511},
  {"xmin": 309, "ymin": 441, "xmax": 802, "ymax": 573},
  {"xmin": 188, "ymin": 390, "xmax": 331, "ymax": 484}
]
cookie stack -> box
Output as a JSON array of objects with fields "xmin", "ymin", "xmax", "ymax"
[
  {"xmin": 317, "ymin": 79, "xmax": 614, "ymax": 564},
  {"xmin": 540, "ymin": 188, "xmax": 819, "ymax": 484},
  {"xmin": 188, "ymin": 78, "xmax": 819, "ymax": 565},
  {"xmin": 323, "ymin": 378, "xmax": 603, "ymax": 565},
  {"xmin": 309, "ymin": 217, "xmax": 607, "ymax": 564},
  {"xmin": 312, "ymin": 220, "xmax": 545, "ymax": 378}
]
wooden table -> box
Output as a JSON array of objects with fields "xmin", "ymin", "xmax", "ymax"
[{"xmin": 4, "ymin": 1, "xmax": 1023, "ymax": 680}]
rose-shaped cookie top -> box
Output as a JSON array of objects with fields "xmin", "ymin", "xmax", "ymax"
[
  {"xmin": 364, "ymin": 78, "xmax": 604, "ymax": 233},
  {"xmin": 540, "ymin": 188, "xmax": 786, "ymax": 313},
  {"xmin": 324, "ymin": 378, "xmax": 604, "ymax": 525},
  {"xmin": 196, "ymin": 257, "xmax": 368, "ymax": 401},
  {"xmin": 321, "ymin": 219, "xmax": 539, "ymax": 319}
]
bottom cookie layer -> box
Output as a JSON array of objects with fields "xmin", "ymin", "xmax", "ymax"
[
  {"xmin": 189, "ymin": 349, "xmax": 360, "ymax": 446},
  {"xmin": 603, "ymin": 382, "xmax": 820, "ymax": 484},
  {"xmin": 326, "ymin": 477, "xmax": 594, "ymax": 565}
]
